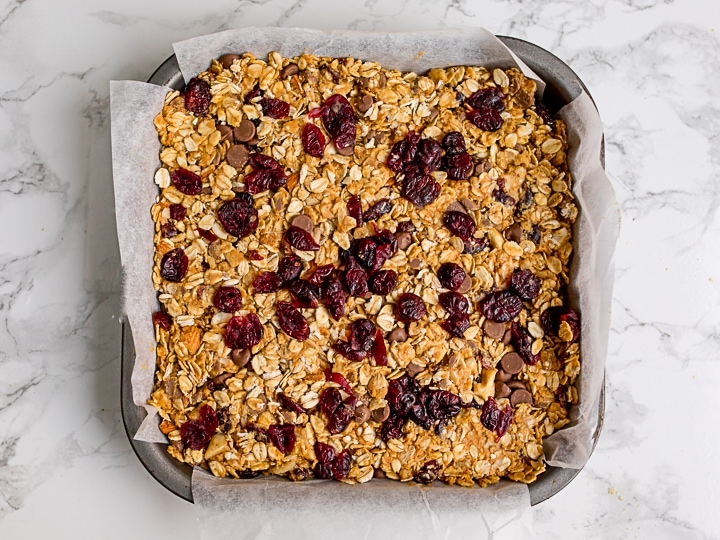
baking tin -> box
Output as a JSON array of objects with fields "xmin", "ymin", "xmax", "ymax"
[{"xmin": 121, "ymin": 36, "xmax": 605, "ymax": 506}]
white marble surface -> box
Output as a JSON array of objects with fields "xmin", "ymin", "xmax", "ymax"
[{"xmin": 1, "ymin": 0, "xmax": 719, "ymax": 538}]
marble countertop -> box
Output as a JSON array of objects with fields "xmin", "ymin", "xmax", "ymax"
[{"xmin": 1, "ymin": 0, "xmax": 719, "ymax": 538}]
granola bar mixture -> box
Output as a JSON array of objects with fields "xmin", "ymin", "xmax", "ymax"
[{"xmin": 148, "ymin": 51, "xmax": 581, "ymax": 486}]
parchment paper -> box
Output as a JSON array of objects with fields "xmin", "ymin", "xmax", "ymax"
[{"xmin": 110, "ymin": 26, "xmax": 619, "ymax": 540}]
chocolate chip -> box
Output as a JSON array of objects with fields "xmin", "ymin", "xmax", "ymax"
[
  {"xmin": 482, "ymin": 319, "xmax": 506, "ymax": 340},
  {"xmin": 373, "ymin": 467, "xmax": 387, "ymax": 479},
  {"xmin": 336, "ymin": 143, "xmax": 355, "ymax": 156},
  {"xmin": 457, "ymin": 275, "xmax": 472, "ymax": 294},
  {"xmin": 291, "ymin": 214, "xmax": 313, "ymax": 233},
  {"xmin": 503, "ymin": 329, "xmax": 512, "ymax": 345},
  {"xmin": 460, "ymin": 196, "xmax": 478, "ymax": 211},
  {"xmin": 217, "ymin": 124, "xmax": 234, "ymax": 141},
  {"xmin": 231, "ymin": 348, "xmax": 251, "ymax": 368},
  {"xmin": 226, "ymin": 144, "xmax": 250, "ymax": 169},
  {"xmin": 379, "ymin": 72, "xmax": 387, "ymax": 88},
  {"xmin": 406, "ymin": 362, "xmax": 424, "ymax": 376},
  {"xmin": 504, "ymin": 223, "xmax": 523, "ymax": 243},
  {"xmin": 246, "ymin": 136, "xmax": 260, "ymax": 147},
  {"xmin": 371, "ymin": 404, "xmax": 391, "ymax": 423},
  {"xmin": 211, "ymin": 372, "xmax": 232, "ymax": 387},
  {"xmin": 354, "ymin": 405, "xmax": 371, "ymax": 423},
  {"xmin": 510, "ymin": 389, "xmax": 533, "ymax": 407},
  {"xmin": 396, "ymin": 232, "xmax": 412, "ymax": 250},
  {"xmin": 408, "ymin": 258, "xmax": 422, "ymax": 269},
  {"xmin": 495, "ymin": 382, "xmax": 511, "ymax": 399},
  {"xmin": 218, "ymin": 54, "xmax": 240, "ymax": 69},
  {"xmin": 201, "ymin": 186, "xmax": 212, "ymax": 195},
  {"xmin": 496, "ymin": 369, "xmax": 512, "ymax": 382},
  {"xmin": 427, "ymin": 108, "xmax": 439, "ymax": 122},
  {"xmin": 280, "ymin": 63, "xmax": 299, "ymax": 79},
  {"xmin": 446, "ymin": 201, "xmax": 467, "ymax": 214},
  {"xmin": 507, "ymin": 381, "xmax": 526, "ymax": 390},
  {"xmin": 233, "ymin": 120, "xmax": 256, "ymax": 142},
  {"xmin": 388, "ymin": 327, "xmax": 408, "ymax": 342},
  {"xmin": 356, "ymin": 76, "xmax": 369, "ymax": 89},
  {"xmin": 500, "ymin": 352, "xmax": 524, "ymax": 375},
  {"xmin": 356, "ymin": 94, "xmax": 374, "ymax": 114}
]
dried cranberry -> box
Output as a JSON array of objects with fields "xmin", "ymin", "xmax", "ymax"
[
  {"xmin": 224, "ymin": 313, "xmax": 264, "ymax": 350},
  {"xmin": 364, "ymin": 199, "xmax": 392, "ymax": 222},
  {"xmin": 425, "ymin": 390, "xmax": 462, "ymax": 420},
  {"xmin": 238, "ymin": 469, "xmax": 263, "ymax": 479},
  {"xmin": 443, "ymin": 211, "xmax": 476, "ymax": 240},
  {"xmin": 278, "ymin": 255, "xmax": 303, "ymax": 283},
  {"xmin": 152, "ymin": 311, "xmax": 171, "ymax": 331},
  {"xmin": 302, "ymin": 123, "xmax": 326, "ymax": 158},
  {"xmin": 288, "ymin": 279, "xmax": 320, "ymax": 309},
  {"xmin": 308, "ymin": 264, "xmax": 335, "ymax": 285},
  {"xmin": 321, "ymin": 277, "xmax": 346, "ymax": 320},
  {"xmin": 319, "ymin": 388, "xmax": 343, "ymax": 418},
  {"xmin": 342, "ymin": 260, "xmax": 369, "ymax": 297},
  {"xmin": 244, "ymin": 84, "xmax": 261, "ymax": 104},
  {"xmin": 535, "ymin": 103, "xmax": 555, "ymax": 128},
  {"xmin": 464, "ymin": 236, "xmax": 489, "ymax": 254},
  {"xmin": 396, "ymin": 293, "xmax": 426, "ymax": 323},
  {"xmin": 465, "ymin": 87, "xmax": 505, "ymax": 111},
  {"xmin": 252, "ymin": 271, "xmax": 283, "ymax": 293},
  {"xmin": 160, "ymin": 248, "xmax": 188, "ymax": 282},
  {"xmin": 371, "ymin": 329, "xmax": 388, "ymax": 367},
  {"xmin": 245, "ymin": 154, "xmax": 287, "ymax": 194},
  {"xmin": 443, "ymin": 151, "xmax": 473, "ymax": 180},
  {"xmin": 324, "ymin": 370, "xmax": 353, "ymax": 395},
  {"xmin": 184, "ymin": 77, "xmax": 211, "ymax": 114},
  {"xmin": 278, "ymin": 392, "xmax": 306, "ymax": 414},
  {"xmin": 169, "ymin": 203, "xmax": 187, "ymax": 221},
  {"xmin": 349, "ymin": 319, "xmax": 376, "ymax": 352},
  {"xmin": 401, "ymin": 169, "xmax": 441, "ymax": 207},
  {"xmin": 332, "ymin": 450, "xmax": 352, "ymax": 480},
  {"xmin": 285, "ymin": 226, "xmax": 320, "ymax": 251},
  {"xmin": 213, "ymin": 286, "xmax": 242, "ymax": 312},
  {"xmin": 328, "ymin": 403, "xmax": 353, "ymax": 434},
  {"xmin": 510, "ymin": 322, "xmax": 540, "ymax": 365},
  {"xmin": 312, "ymin": 94, "xmax": 356, "ymax": 152},
  {"xmin": 180, "ymin": 404, "xmax": 217, "ymax": 450},
  {"xmin": 441, "ymin": 313, "xmax": 470, "ymax": 338},
  {"xmin": 528, "ymin": 224, "xmax": 542, "ymax": 245},
  {"xmin": 439, "ymin": 292, "xmax": 469, "ymax": 315},
  {"xmin": 415, "ymin": 138, "xmax": 443, "ymax": 174},
  {"xmin": 542, "ymin": 307, "xmax": 580, "ymax": 341},
  {"xmin": 277, "ymin": 301, "xmax": 309, "ymax": 341},
  {"xmin": 314, "ymin": 462, "xmax": 334, "ymax": 479},
  {"xmin": 493, "ymin": 188, "xmax": 517, "ymax": 206},
  {"xmin": 381, "ymin": 412, "xmax": 407, "ymax": 441},
  {"xmin": 315, "ymin": 442, "xmax": 336, "ymax": 464},
  {"xmin": 495, "ymin": 404, "xmax": 513, "ymax": 441},
  {"xmin": 386, "ymin": 131, "xmax": 420, "ymax": 172},
  {"xmin": 259, "ymin": 97, "xmax": 290, "ymax": 119},
  {"xmin": 468, "ymin": 107, "xmax": 504, "ymax": 132},
  {"xmin": 162, "ymin": 223, "xmax": 178, "ymax": 238},
  {"xmin": 332, "ymin": 341, "xmax": 368, "ymax": 362},
  {"xmin": 510, "ymin": 269, "xmax": 541, "ymax": 300},
  {"xmin": 197, "ymin": 228, "xmax": 218, "ymax": 243},
  {"xmin": 387, "ymin": 375, "xmax": 419, "ymax": 416},
  {"xmin": 481, "ymin": 397, "xmax": 500, "ymax": 431},
  {"xmin": 217, "ymin": 198, "xmax": 258, "ymax": 239},
  {"xmin": 171, "ymin": 168, "xmax": 202, "ymax": 196},
  {"xmin": 347, "ymin": 196, "xmax": 363, "ymax": 227},
  {"xmin": 479, "ymin": 290, "xmax": 523, "ymax": 322},
  {"xmin": 437, "ymin": 263, "xmax": 467, "ymax": 291},
  {"xmin": 353, "ymin": 238, "xmax": 377, "ymax": 270},
  {"xmin": 267, "ymin": 424, "xmax": 296, "ymax": 454},
  {"xmin": 369, "ymin": 269, "xmax": 398, "ymax": 295},
  {"xmin": 373, "ymin": 228, "xmax": 399, "ymax": 256},
  {"xmin": 415, "ymin": 460, "xmax": 441, "ymax": 484},
  {"xmin": 442, "ymin": 132, "xmax": 467, "ymax": 155}
]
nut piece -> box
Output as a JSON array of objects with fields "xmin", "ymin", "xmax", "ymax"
[{"xmin": 500, "ymin": 352, "xmax": 524, "ymax": 375}]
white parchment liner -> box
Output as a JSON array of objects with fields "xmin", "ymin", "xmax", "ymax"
[{"xmin": 110, "ymin": 27, "xmax": 619, "ymax": 540}]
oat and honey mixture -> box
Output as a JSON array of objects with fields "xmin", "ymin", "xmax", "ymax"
[{"xmin": 148, "ymin": 51, "xmax": 581, "ymax": 486}]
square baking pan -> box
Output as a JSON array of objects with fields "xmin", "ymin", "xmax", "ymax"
[{"xmin": 121, "ymin": 35, "xmax": 605, "ymax": 506}]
